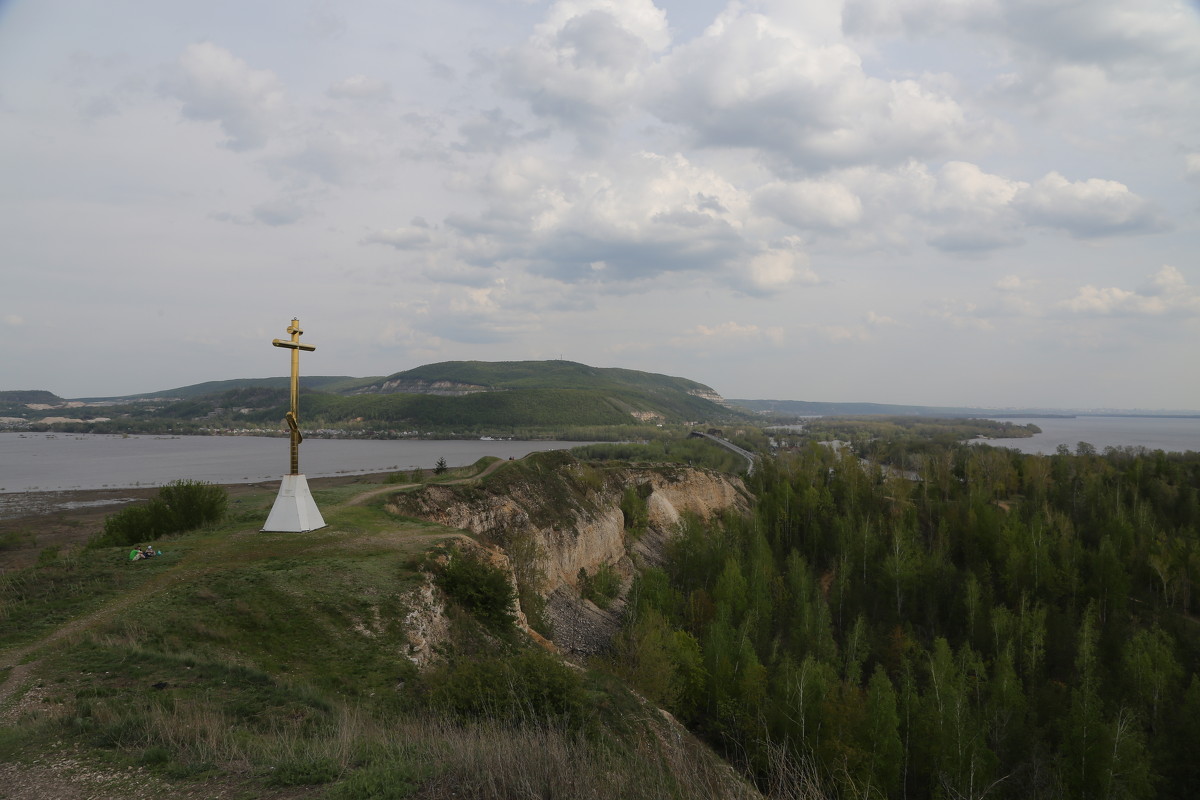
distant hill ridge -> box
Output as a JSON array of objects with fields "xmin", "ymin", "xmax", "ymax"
[
  {"xmin": 11, "ymin": 361, "xmax": 745, "ymax": 433},
  {"xmin": 0, "ymin": 390, "xmax": 65, "ymax": 404},
  {"xmin": 729, "ymin": 398, "xmax": 1200, "ymax": 418},
  {"xmin": 76, "ymin": 376, "xmax": 369, "ymax": 402}
]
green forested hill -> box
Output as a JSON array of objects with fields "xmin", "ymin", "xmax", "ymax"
[
  {"xmin": 27, "ymin": 361, "xmax": 745, "ymax": 435},
  {"xmin": 356, "ymin": 360, "xmax": 728, "ymax": 418},
  {"xmin": 371, "ymin": 360, "xmax": 717, "ymax": 394},
  {"xmin": 0, "ymin": 389, "xmax": 64, "ymax": 405},
  {"xmin": 366, "ymin": 361, "xmax": 730, "ymax": 422},
  {"xmin": 0, "ymin": 390, "xmax": 69, "ymax": 420}
]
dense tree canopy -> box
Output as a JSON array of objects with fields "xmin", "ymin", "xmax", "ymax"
[{"xmin": 611, "ymin": 443, "xmax": 1200, "ymax": 799}]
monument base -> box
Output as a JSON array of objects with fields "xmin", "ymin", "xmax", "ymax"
[{"xmin": 262, "ymin": 474, "xmax": 326, "ymax": 532}]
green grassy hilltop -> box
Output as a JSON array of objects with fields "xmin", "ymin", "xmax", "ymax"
[{"xmin": 0, "ymin": 457, "xmax": 751, "ymax": 800}]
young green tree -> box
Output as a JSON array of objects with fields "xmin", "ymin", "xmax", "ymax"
[
  {"xmin": 864, "ymin": 665, "xmax": 904, "ymax": 799},
  {"xmin": 1121, "ymin": 625, "xmax": 1182, "ymax": 734},
  {"xmin": 609, "ymin": 608, "xmax": 678, "ymax": 707}
]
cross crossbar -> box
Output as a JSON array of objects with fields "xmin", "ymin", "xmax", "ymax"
[{"xmin": 272, "ymin": 318, "xmax": 316, "ymax": 475}]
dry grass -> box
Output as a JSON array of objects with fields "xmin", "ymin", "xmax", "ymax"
[{"xmin": 20, "ymin": 684, "xmax": 765, "ymax": 800}]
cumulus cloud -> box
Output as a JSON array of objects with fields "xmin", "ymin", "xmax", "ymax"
[
  {"xmin": 936, "ymin": 161, "xmax": 1025, "ymax": 209},
  {"xmin": 385, "ymin": 280, "xmax": 541, "ymax": 345},
  {"xmin": 646, "ymin": 9, "xmax": 978, "ymax": 171},
  {"xmin": 844, "ymin": 0, "xmax": 1199, "ymax": 72},
  {"xmin": 755, "ymin": 160, "xmax": 1029, "ymax": 252},
  {"xmin": 995, "ymin": 275, "xmax": 1034, "ymax": 292},
  {"xmin": 915, "ymin": 161, "xmax": 1024, "ymax": 251},
  {"xmin": 498, "ymin": 0, "xmax": 669, "ymax": 146},
  {"xmin": 363, "ymin": 220, "xmax": 436, "ymax": 250},
  {"xmin": 327, "ymin": 75, "xmax": 392, "ymax": 101},
  {"xmin": 1014, "ymin": 172, "xmax": 1168, "ymax": 238},
  {"xmin": 439, "ymin": 150, "xmax": 821, "ymax": 293},
  {"xmin": 251, "ymin": 197, "xmax": 305, "ymax": 226},
  {"xmin": 929, "ymin": 300, "xmax": 996, "ymax": 331},
  {"xmin": 743, "ymin": 244, "xmax": 819, "ymax": 294},
  {"xmin": 816, "ymin": 163, "xmax": 1168, "ymax": 249},
  {"xmin": 817, "ymin": 324, "xmax": 872, "ymax": 342},
  {"xmin": 455, "ymin": 108, "xmax": 549, "ymax": 153},
  {"xmin": 1186, "ymin": 153, "xmax": 1200, "ymax": 182},
  {"xmin": 271, "ymin": 126, "xmax": 397, "ymax": 186},
  {"xmin": 754, "ymin": 180, "xmax": 864, "ymax": 229},
  {"xmin": 1061, "ymin": 266, "xmax": 1200, "ymax": 315},
  {"xmin": 670, "ymin": 321, "xmax": 785, "ymax": 348},
  {"xmin": 988, "ymin": 0, "xmax": 1199, "ymax": 77},
  {"xmin": 845, "ymin": 0, "xmax": 1200, "ymax": 155},
  {"xmin": 3, "ymin": 314, "xmax": 24, "ymax": 326},
  {"xmin": 168, "ymin": 43, "xmax": 285, "ymax": 150}
]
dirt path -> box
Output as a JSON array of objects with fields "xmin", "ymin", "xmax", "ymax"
[
  {"xmin": 0, "ymin": 535, "xmax": 240, "ymax": 719},
  {"xmin": 343, "ymin": 457, "xmax": 510, "ymax": 506}
]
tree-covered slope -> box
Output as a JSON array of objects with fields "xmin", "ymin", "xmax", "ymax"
[
  {"xmin": 368, "ymin": 360, "xmax": 714, "ymax": 393},
  {"xmin": 609, "ymin": 443, "xmax": 1200, "ymax": 799}
]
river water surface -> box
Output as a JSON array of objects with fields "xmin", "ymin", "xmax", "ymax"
[
  {"xmin": 0, "ymin": 433, "xmax": 590, "ymax": 493},
  {"xmin": 976, "ymin": 416, "xmax": 1200, "ymax": 455}
]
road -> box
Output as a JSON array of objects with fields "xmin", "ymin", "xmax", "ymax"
[{"xmin": 691, "ymin": 432, "xmax": 757, "ymax": 475}]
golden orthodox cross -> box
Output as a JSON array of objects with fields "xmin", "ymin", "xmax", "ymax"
[{"xmin": 272, "ymin": 318, "xmax": 316, "ymax": 475}]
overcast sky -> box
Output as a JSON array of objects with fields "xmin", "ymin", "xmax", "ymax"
[{"xmin": 2, "ymin": 0, "xmax": 1198, "ymax": 409}]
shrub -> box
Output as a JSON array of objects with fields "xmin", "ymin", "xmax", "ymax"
[
  {"xmin": 87, "ymin": 480, "xmax": 227, "ymax": 549},
  {"xmin": 435, "ymin": 548, "xmax": 515, "ymax": 633},
  {"xmin": 0, "ymin": 529, "xmax": 33, "ymax": 551},
  {"xmin": 89, "ymin": 501, "xmax": 173, "ymax": 549},
  {"xmin": 428, "ymin": 649, "xmax": 588, "ymax": 729},
  {"xmin": 158, "ymin": 479, "xmax": 227, "ymax": 530},
  {"xmin": 620, "ymin": 486, "xmax": 649, "ymax": 535},
  {"xmin": 140, "ymin": 746, "xmax": 170, "ymax": 766},
  {"xmin": 265, "ymin": 756, "xmax": 341, "ymax": 786},
  {"xmin": 581, "ymin": 563, "xmax": 621, "ymax": 610},
  {"xmin": 326, "ymin": 762, "xmax": 422, "ymax": 799}
]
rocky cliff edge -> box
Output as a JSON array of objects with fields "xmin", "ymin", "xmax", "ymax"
[{"xmin": 387, "ymin": 452, "xmax": 749, "ymax": 657}]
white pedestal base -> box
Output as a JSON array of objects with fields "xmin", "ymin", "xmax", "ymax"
[{"xmin": 262, "ymin": 474, "xmax": 326, "ymax": 532}]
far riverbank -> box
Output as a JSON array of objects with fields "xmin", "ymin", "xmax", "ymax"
[
  {"xmin": 0, "ymin": 432, "xmax": 592, "ymax": 494},
  {"xmin": 975, "ymin": 415, "xmax": 1200, "ymax": 454}
]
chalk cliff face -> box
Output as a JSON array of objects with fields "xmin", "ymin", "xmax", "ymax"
[
  {"xmin": 354, "ymin": 379, "xmax": 489, "ymax": 396},
  {"xmin": 388, "ymin": 453, "xmax": 749, "ymax": 655}
]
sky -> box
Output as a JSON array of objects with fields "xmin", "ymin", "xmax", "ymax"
[{"xmin": 2, "ymin": 0, "xmax": 1199, "ymax": 409}]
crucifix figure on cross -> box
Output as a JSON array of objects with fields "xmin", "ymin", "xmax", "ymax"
[
  {"xmin": 272, "ymin": 318, "xmax": 316, "ymax": 475},
  {"xmin": 262, "ymin": 317, "xmax": 326, "ymax": 532}
]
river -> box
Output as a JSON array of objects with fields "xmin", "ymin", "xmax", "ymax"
[
  {"xmin": 975, "ymin": 416, "xmax": 1200, "ymax": 455},
  {"xmin": 0, "ymin": 433, "xmax": 591, "ymax": 493}
]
